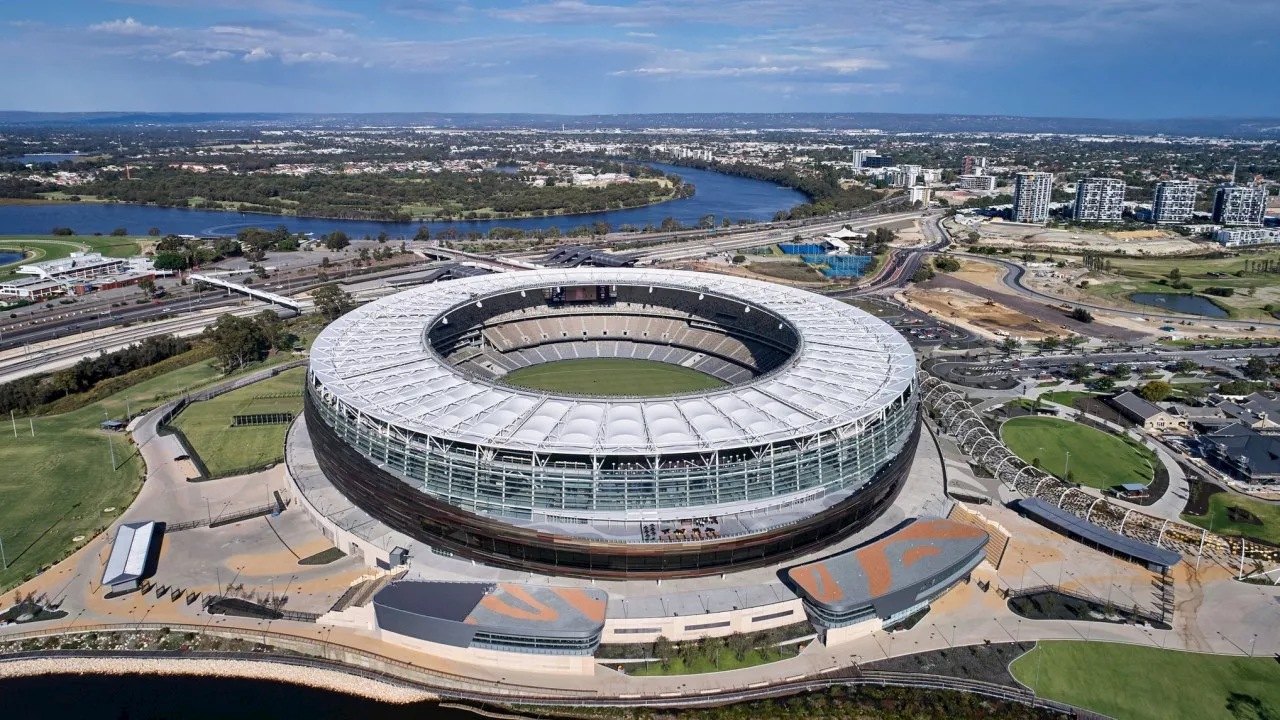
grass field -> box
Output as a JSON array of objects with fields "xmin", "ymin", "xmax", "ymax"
[
  {"xmin": 1001, "ymin": 416, "xmax": 1157, "ymax": 490},
  {"xmin": 503, "ymin": 358, "xmax": 727, "ymax": 396},
  {"xmin": 1082, "ymin": 250, "xmax": 1280, "ymax": 322},
  {"xmin": 1182, "ymin": 491, "xmax": 1280, "ymax": 545},
  {"xmin": 0, "ymin": 354, "xmax": 297, "ymax": 591},
  {"xmin": 1010, "ymin": 641, "xmax": 1280, "ymax": 720},
  {"xmin": 169, "ymin": 367, "xmax": 306, "ymax": 478},
  {"xmin": 747, "ymin": 260, "xmax": 826, "ymax": 283},
  {"xmin": 1038, "ymin": 390, "xmax": 1100, "ymax": 408}
]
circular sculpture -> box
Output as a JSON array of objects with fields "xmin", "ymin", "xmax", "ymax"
[{"xmin": 306, "ymin": 268, "xmax": 919, "ymax": 578}]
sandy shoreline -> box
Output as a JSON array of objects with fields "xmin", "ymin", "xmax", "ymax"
[{"xmin": 0, "ymin": 656, "xmax": 439, "ymax": 704}]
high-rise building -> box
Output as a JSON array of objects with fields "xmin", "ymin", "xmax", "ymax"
[
  {"xmin": 962, "ymin": 156, "xmax": 988, "ymax": 176},
  {"xmin": 1212, "ymin": 184, "xmax": 1268, "ymax": 227},
  {"xmin": 1151, "ymin": 180, "xmax": 1197, "ymax": 224},
  {"xmin": 1074, "ymin": 178, "xmax": 1126, "ymax": 222},
  {"xmin": 850, "ymin": 149, "xmax": 878, "ymax": 169},
  {"xmin": 1012, "ymin": 172, "xmax": 1053, "ymax": 224},
  {"xmin": 958, "ymin": 175, "xmax": 997, "ymax": 192},
  {"xmin": 862, "ymin": 155, "xmax": 894, "ymax": 168}
]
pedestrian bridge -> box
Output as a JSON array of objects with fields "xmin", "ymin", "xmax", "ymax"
[{"xmin": 189, "ymin": 273, "xmax": 301, "ymax": 313}]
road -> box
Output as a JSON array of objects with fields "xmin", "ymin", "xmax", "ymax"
[{"xmin": 966, "ymin": 252, "xmax": 1280, "ymax": 333}]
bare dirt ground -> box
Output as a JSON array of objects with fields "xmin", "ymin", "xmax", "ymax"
[
  {"xmin": 918, "ymin": 273, "xmax": 1147, "ymax": 341},
  {"xmin": 903, "ymin": 285, "xmax": 1053, "ymax": 341},
  {"xmin": 952, "ymin": 219, "xmax": 1206, "ymax": 256}
]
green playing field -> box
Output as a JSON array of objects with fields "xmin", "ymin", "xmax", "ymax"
[{"xmin": 502, "ymin": 358, "xmax": 727, "ymax": 396}]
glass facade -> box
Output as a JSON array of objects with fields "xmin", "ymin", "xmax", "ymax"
[{"xmin": 308, "ymin": 376, "xmax": 916, "ymax": 526}]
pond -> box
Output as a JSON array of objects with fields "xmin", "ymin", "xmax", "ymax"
[
  {"xmin": 1129, "ymin": 292, "xmax": 1229, "ymax": 318},
  {"xmin": 0, "ymin": 250, "xmax": 25, "ymax": 266}
]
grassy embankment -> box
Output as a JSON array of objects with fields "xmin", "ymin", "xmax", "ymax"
[
  {"xmin": 1000, "ymin": 415, "xmax": 1157, "ymax": 490},
  {"xmin": 1182, "ymin": 491, "xmax": 1280, "ymax": 545},
  {"xmin": 168, "ymin": 367, "xmax": 306, "ymax": 478},
  {"xmin": 1010, "ymin": 641, "xmax": 1280, "ymax": 720}
]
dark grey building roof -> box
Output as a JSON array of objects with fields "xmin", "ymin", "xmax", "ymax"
[
  {"xmin": 1018, "ymin": 498, "xmax": 1181, "ymax": 569},
  {"xmin": 540, "ymin": 245, "xmax": 638, "ymax": 268},
  {"xmin": 373, "ymin": 581, "xmax": 608, "ymax": 645},
  {"xmin": 786, "ymin": 518, "xmax": 988, "ymax": 618},
  {"xmin": 1205, "ymin": 423, "xmax": 1280, "ymax": 477},
  {"xmin": 1218, "ymin": 393, "xmax": 1280, "ymax": 427},
  {"xmin": 1109, "ymin": 391, "xmax": 1164, "ymax": 422}
]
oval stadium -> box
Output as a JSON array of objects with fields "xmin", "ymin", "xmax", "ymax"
[{"xmin": 304, "ymin": 268, "xmax": 919, "ymax": 578}]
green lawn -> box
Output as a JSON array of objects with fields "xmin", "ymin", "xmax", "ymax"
[
  {"xmin": 0, "ymin": 354, "xmax": 297, "ymax": 591},
  {"xmin": 503, "ymin": 358, "xmax": 727, "ymax": 396},
  {"xmin": 627, "ymin": 647, "xmax": 797, "ymax": 676},
  {"xmin": 1011, "ymin": 641, "xmax": 1280, "ymax": 720},
  {"xmin": 1038, "ymin": 390, "xmax": 1100, "ymax": 408},
  {"xmin": 168, "ymin": 367, "xmax": 305, "ymax": 478},
  {"xmin": 1001, "ymin": 416, "xmax": 1157, "ymax": 489},
  {"xmin": 1182, "ymin": 491, "xmax": 1280, "ymax": 545}
]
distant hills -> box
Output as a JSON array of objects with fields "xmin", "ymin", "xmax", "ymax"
[{"xmin": 0, "ymin": 111, "xmax": 1277, "ymax": 138}]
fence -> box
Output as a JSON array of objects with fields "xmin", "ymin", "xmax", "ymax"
[{"xmin": 1002, "ymin": 583, "xmax": 1167, "ymax": 626}]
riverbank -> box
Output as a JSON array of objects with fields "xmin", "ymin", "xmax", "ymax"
[{"xmin": 0, "ymin": 656, "xmax": 438, "ymax": 704}]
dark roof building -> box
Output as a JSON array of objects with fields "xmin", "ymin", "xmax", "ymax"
[
  {"xmin": 1216, "ymin": 393, "xmax": 1280, "ymax": 431},
  {"xmin": 786, "ymin": 518, "xmax": 987, "ymax": 642},
  {"xmin": 1017, "ymin": 498, "xmax": 1181, "ymax": 571},
  {"xmin": 373, "ymin": 581, "xmax": 607, "ymax": 657},
  {"xmin": 1203, "ymin": 423, "xmax": 1280, "ymax": 484},
  {"xmin": 1108, "ymin": 392, "xmax": 1187, "ymax": 432},
  {"xmin": 540, "ymin": 246, "xmax": 638, "ymax": 268}
]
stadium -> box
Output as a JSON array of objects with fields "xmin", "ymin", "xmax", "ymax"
[{"xmin": 304, "ymin": 268, "xmax": 919, "ymax": 578}]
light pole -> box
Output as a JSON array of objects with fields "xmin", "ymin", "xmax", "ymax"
[
  {"xmin": 0, "ymin": 536, "xmax": 6, "ymax": 570},
  {"xmin": 1064, "ymin": 451, "xmax": 1070, "ymax": 481}
]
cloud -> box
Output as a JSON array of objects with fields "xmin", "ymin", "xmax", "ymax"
[
  {"xmin": 168, "ymin": 49, "xmax": 234, "ymax": 65},
  {"xmin": 386, "ymin": 0, "xmax": 474, "ymax": 22},
  {"xmin": 626, "ymin": 31, "xmax": 657, "ymax": 38},
  {"xmin": 110, "ymin": 0, "xmax": 360, "ymax": 19},
  {"xmin": 243, "ymin": 47, "xmax": 274, "ymax": 62},
  {"xmin": 89, "ymin": 17, "xmax": 163, "ymax": 35}
]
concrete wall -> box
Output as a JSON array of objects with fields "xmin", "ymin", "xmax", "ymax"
[
  {"xmin": 602, "ymin": 597, "xmax": 806, "ymax": 643},
  {"xmin": 289, "ymin": 464, "xmax": 389, "ymax": 571}
]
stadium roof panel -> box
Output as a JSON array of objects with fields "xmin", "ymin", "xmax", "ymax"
[{"xmin": 310, "ymin": 268, "xmax": 915, "ymax": 454}]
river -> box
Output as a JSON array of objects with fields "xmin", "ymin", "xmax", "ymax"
[
  {"xmin": 2, "ymin": 673, "xmax": 485, "ymax": 719},
  {"xmin": 0, "ymin": 163, "xmax": 807, "ymax": 238}
]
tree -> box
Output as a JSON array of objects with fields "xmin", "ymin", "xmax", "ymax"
[
  {"xmin": 999, "ymin": 337, "xmax": 1021, "ymax": 356},
  {"xmin": 414, "ymin": 225, "xmax": 431, "ymax": 242},
  {"xmin": 51, "ymin": 227, "xmax": 75, "ymax": 236},
  {"xmin": 1068, "ymin": 363, "xmax": 1092, "ymax": 383},
  {"xmin": 726, "ymin": 632, "xmax": 753, "ymax": 661},
  {"xmin": 322, "ymin": 231, "xmax": 351, "ymax": 251},
  {"xmin": 1112, "ymin": 363, "xmax": 1132, "ymax": 380},
  {"xmin": 1063, "ymin": 334, "xmax": 1087, "ymax": 353},
  {"xmin": 911, "ymin": 266, "xmax": 935, "ymax": 283},
  {"xmin": 1068, "ymin": 307, "xmax": 1094, "ymax": 323},
  {"xmin": 147, "ymin": 227, "xmax": 161, "ymax": 236},
  {"xmin": 254, "ymin": 310, "xmax": 293, "ymax": 351},
  {"xmin": 206, "ymin": 314, "xmax": 269, "ymax": 372},
  {"xmin": 731, "ymin": 254, "xmax": 747, "ymax": 265},
  {"xmin": 1137, "ymin": 380, "xmax": 1174, "ymax": 403},
  {"xmin": 1092, "ymin": 376, "xmax": 1116, "ymax": 392},
  {"xmin": 312, "ymin": 283, "xmax": 355, "ymax": 322},
  {"xmin": 136, "ymin": 277, "xmax": 156, "ymax": 296},
  {"xmin": 109, "ymin": 227, "xmax": 128, "ymax": 237},
  {"xmin": 702, "ymin": 636, "xmax": 726, "ymax": 668},
  {"xmin": 1174, "ymin": 358, "xmax": 1199, "ymax": 374},
  {"xmin": 153, "ymin": 252, "xmax": 189, "ymax": 271},
  {"xmin": 654, "ymin": 636, "xmax": 676, "ymax": 670},
  {"xmin": 1167, "ymin": 267, "xmax": 1181, "ymax": 281},
  {"xmin": 1243, "ymin": 356, "xmax": 1271, "ymax": 381},
  {"xmin": 933, "ymin": 256, "xmax": 961, "ymax": 272},
  {"xmin": 1038, "ymin": 335, "xmax": 1060, "ymax": 352}
]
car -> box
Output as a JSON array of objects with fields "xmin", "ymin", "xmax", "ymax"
[{"xmin": 173, "ymin": 454, "xmax": 191, "ymax": 462}]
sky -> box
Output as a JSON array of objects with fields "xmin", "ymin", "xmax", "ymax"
[{"xmin": 1, "ymin": 0, "xmax": 1278, "ymax": 118}]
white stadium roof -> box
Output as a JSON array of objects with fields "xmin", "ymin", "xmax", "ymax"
[{"xmin": 309, "ymin": 268, "xmax": 915, "ymax": 455}]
